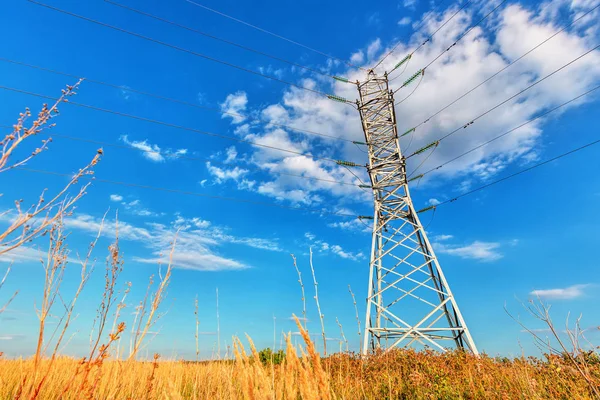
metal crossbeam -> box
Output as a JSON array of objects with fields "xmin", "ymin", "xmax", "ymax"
[{"xmin": 357, "ymin": 71, "xmax": 478, "ymax": 355}]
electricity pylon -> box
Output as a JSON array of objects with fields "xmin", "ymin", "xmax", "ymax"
[{"xmin": 355, "ymin": 70, "xmax": 478, "ymax": 355}]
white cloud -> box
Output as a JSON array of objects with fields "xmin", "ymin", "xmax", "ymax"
[
  {"xmin": 350, "ymin": 50, "xmax": 365, "ymax": 65},
  {"xmin": 206, "ymin": 162, "xmax": 249, "ymax": 183},
  {"xmin": 435, "ymin": 241, "xmax": 503, "ymax": 261},
  {"xmin": 0, "ymin": 334, "xmax": 25, "ymax": 340},
  {"xmin": 120, "ymin": 135, "xmax": 164, "ymax": 162},
  {"xmin": 60, "ymin": 213, "xmax": 281, "ymax": 272},
  {"xmin": 110, "ymin": 194, "xmax": 123, "ymax": 202},
  {"xmin": 530, "ymin": 284, "xmax": 591, "ymax": 300},
  {"xmin": 398, "ymin": 16, "xmax": 412, "ymax": 25},
  {"xmin": 119, "ymin": 135, "xmax": 188, "ymax": 163},
  {"xmin": 403, "ymin": 0, "xmax": 417, "ymax": 9},
  {"xmin": 65, "ymin": 214, "xmax": 153, "ymax": 242},
  {"xmin": 224, "ymin": 146, "xmax": 238, "ymax": 163},
  {"xmin": 220, "ymin": 91, "xmax": 248, "ymax": 124},
  {"xmin": 0, "ymin": 246, "xmax": 47, "ymax": 263},
  {"xmin": 432, "ymin": 234, "xmax": 453, "ymax": 241},
  {"xmin": 428, "ymin": 198, "xmax": 441, "ymax": 206},
  {"xmin": 304, "ymin": 233, "xmax": 365, "ymax": 261}
]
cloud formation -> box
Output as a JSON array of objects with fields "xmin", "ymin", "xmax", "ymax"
[{"xmin": 530, "ymin": 284, "xmax": 591, "ymax": 300}]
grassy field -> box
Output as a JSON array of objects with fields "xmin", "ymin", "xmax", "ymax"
[{"xmin": 1, "ymin": 338, "xmax": 599, "ymax": 399}]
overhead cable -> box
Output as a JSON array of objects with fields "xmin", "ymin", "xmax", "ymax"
[
  {"xmin": 373, "ymin": 0, "xmax": 454, "ymax": 70},
  {"xmin": 28, "ymin": 0, "xmax": 331, "ymax": 97},
  {"xmin": 181, "ymin": 0, "xmax": 366, "ymax": 71},
  {"xmin": 0, "ymin": 84, "xmax": 365, "ymax": 166},
  {"xmin": 419, "ymin": 83, "xmax": 600, "ymax": 177},
  {"xmin": 431, "ymin": 138, "xmax": 600, "ymax": 209},
  {"xmin": 0, "ymin": 124, "xmax": 364, "ymax": 188},
  {"xmin": 0, "ymin": 57, "xmax": 354, "ymax": 143},
  {"xmin": 398, "ymin": 3, "xmax": 600, "ymax": 132},
  {"xmin": 104, "ymin": 0, "xmax": 336, "ymax": 79},
  {"xmin": 391, "ymin": 0, "xmax": 508, "ymax": 98},
  {"xmin": 15, "ymin": 167, "xmax": 362, "ymax": 218},
  {"xmin": 406, "ymin": 42, "xmax": 600, "ymax": 158}
]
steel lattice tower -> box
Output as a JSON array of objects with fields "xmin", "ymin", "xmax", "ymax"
[{"xmin": 356, "ymin": 70, "xmax": 478, "ymax": 355}]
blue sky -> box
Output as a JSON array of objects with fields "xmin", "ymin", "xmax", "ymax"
[{"xmin": 0, "ymin": 0, "xmax": 599, "ymax": 359}]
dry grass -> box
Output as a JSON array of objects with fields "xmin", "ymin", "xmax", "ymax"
[{"xmin": 0, "ymin": 340, "xmax": 599, "ymax": 399}]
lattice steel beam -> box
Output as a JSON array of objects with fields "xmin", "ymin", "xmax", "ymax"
[{"xmin": 357, "ymin": 70, "xmax": 478, "ymax": 355}]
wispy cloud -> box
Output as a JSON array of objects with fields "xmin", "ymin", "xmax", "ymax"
[
  {"xmin": 304, "ymin": 232, "xmax": 364, "ymax": 261},
  {"xmin": 109, "ymin": 194, "xmax": 123, "ymax": 202},
  {"xmin": 220, "ymin": 91, "xmax": 248, "ymax": 124},
  {"xmin": 398, "ymin": 16, "xmax": 412, "ymax": 25},
  {"xmin": 119, "ymin": 135, "xmax": 188, "ymax": 163},
  {"xmin": 530, "ymin": 284, "xmax": 592, "ymax": 300},
  {"xmin": 60, "ymin": 213, "xmax": 281, "ymax": 272},
  {"xmin": 435, "ymin": 241, "xmax": 503, "ymax": 261}
]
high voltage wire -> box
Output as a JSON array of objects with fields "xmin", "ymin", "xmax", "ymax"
[
  {"xmin": 13, "ymin": 134, "xmax": 599, "ymax": 220},
  {"xmin": 0, "ymin": 84, "xmax": 366, "ymax": 166},
  {"xmin": 28, "ymin": 0, "xmax": 331, "ymax": 98},
  {"xmin": 390, "ymin": 0, "xmax": 507, "ymax": 97},
  {"xmin": 430, "ymin": 137, "xmax": 600, "ymax": 209},
  {"xmin": 401, "ymin": 3, "xmax": 600, "ymax": 136},
  {"xmin": 104, "ymin": 0, "xmax": 335, "ymax": 80},
  {"xmin": 14, "ymin": 167, "xmax": 361, "ymax": 218},
  {"xmin": 419, "ymin": 83, "xmax": 600, "ymax": 178},
  {"xmin": 384, "ymin": 0, "xmax": 473, "ymax": 79},
  {"xmin": 180, "ymin": 0, "xmax": 366, "ymax": 71},
  {"xmin": 372, "ymin": 0, "xmax": 453, "ymax": 70},
  {"xmin": 406, "ymin": 42, "xmax": 600, "ymax": 158},
  {"xmin": 421, "ymin": 0, "xmax": 508, "ymax": 71},
  {"xmin": 0, "ymin": 57, "xmax": 354, "ymax": 143},
  {"xmin": 0, "ymin": 124, "xmax": 363, "ymax": 188}
]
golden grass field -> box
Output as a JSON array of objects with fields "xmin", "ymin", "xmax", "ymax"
[{"xmin": 1, "ymin": 337, "xmax": 599, "ymax": 399}]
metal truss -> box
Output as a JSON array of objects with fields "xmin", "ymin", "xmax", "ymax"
[{"xmin": 357, "ymin": 71, "xmax": 478, "ymax": 355}]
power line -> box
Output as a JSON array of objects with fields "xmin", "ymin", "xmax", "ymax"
[
  {"xmin": 28, "ymin": 0, "xmax": 331, "ymax": 98},
  {"xmin": 0, "ymin": 124, "xmax": 364, "ymax": 188},
  {"xmin": 104, "ymin": 0, "xmax": 335, "ymax": 80},
  {"xmin": 421, "ymin": 0, "xmax": 508, "ymax": 72},
  {"xmin": 0, "ymin": 84, "xmax": 366, "ymax": 166},
  {"xmin": 420, "ymin": 83, "xmax": 600, "ymax": 177},
  {"xmin": 14, "ymin": 167, "xmax": 361, "ymax": 218},
  {"xmin": 181, "ymin": 0, "xmax": 366, "ymax": 71},
  {"xmin": 403, "ymin": 2, "xmax": 600, "ymax": 128},
  {"xmin": 0, "ymin": 57, "xmax": 354, "ymax": 143},
  {"xmin": 373, "ymin": 0, "xmax": 460, "ymax": 73},
  {"xmin": 391, "ymin": 0, "xmax": 508, "ymax": 98},
  {"xmin": 406, "ymin": 42, "xmax": 600, "ymax": 157},
  {"xmin": 432, "ymin": 137, "xmax": 600, "ymax": 208}
]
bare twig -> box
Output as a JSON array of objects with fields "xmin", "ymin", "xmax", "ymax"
[
  {"xmin": 290, "ymin": 254, "xmax": 307, "ymax": 329},
  {"xmin": 128, "ymin": 233, "xmax": 177, "ymax": 360},
  {"xmin": 309, "ymin": 248, "xmax": 326, "ymax": 356},
  {"xmin": 348, "ymin": 284, "xmax": 361, "ymax": 339}
]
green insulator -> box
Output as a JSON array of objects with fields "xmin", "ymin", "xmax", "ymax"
[
  {"xmin": 327, "ymin": 94, "xmax": 350, "ymax": 103},
  {"xmin": 400, "ymin": 127, "xmax": 415, "ymax": 137},
  {"xmin": 413, "ymin": 140, "xmax": 439, "ymax": 156},
  {"xmin": 394, "ymin": 54, "xmax": 411, "ymax": 70},
  {"xmin": 417, "ymin": 205, "xmax": 436, "ymax": 214},
  {"xmin": 352, "ymin": 141, "xmax": 368, "ymax": 145},
  {"xmin": 359, "ymin": 184, "xmax": 371, "ymax": 189},
  {"xmin": 336, "ymin": 160, "xmax": 363, "ymax": 167},
  {"xmin": 408, "ymin": 174, "xmax": 423, "ymax": 183},
  {"xmin": 402, "ymin": 69, "xmax": 424, "ymax": 88},
  {"xmin": 333, "ymin": 76, "xmax": 350, "ymax": 83},
  {"xmin": 358, "ymin": 215, "xmax": 374, "ymax": 220}
]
